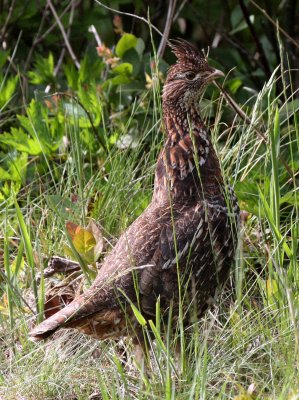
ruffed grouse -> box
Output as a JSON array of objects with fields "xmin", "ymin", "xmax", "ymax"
[{"xmin": 30, "ymin": 40, "xmax": 239, "ymax": 351}]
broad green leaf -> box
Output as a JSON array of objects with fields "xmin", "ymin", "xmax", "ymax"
[
  {"xmin": 18, "ymin": 99, "xmax": 64, "ymax": 154},
  {"xmin": 102, "ymin": 74, "xmax": 132, "ymax": 88},
  {"xmin": 72, "ymin": 227, "xmax": 96, "ymax": 254},
  {"xmin": 115, "ymin": 33, "xmax": 137, "ymax": 58},
  {"xmin": 123, "ymin": 48, "xmax": 140, "ymax": 76},
  {"xmin": 111, "ymin": 63, "xmax": 133, "ymax": 76},
  {"xmin": 235, "ymin": 180, "xmax": 262, "ymax": 216}
]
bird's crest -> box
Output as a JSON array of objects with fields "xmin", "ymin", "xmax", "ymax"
[{"xmin": 169, "ymin": 39, "xmax": 207, "ymax": 68}]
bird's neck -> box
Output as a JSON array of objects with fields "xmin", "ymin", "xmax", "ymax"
[{"xmin": 154, "ymin": 101, "xmax": 224, "ymax": 202}]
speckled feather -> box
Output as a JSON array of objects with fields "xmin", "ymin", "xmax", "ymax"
[{"xmin": 29, "ymin": 40, "xmax": 239, "ymax": 343}]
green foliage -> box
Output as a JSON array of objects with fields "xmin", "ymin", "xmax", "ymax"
[
  {"xmin": 115, "ymin": 33, "xmax": 138, "ymax": 58},
  {"xmin": 28, "ymin": 53, "xmax": 55, "ymax": 85},
  {"xmin": 0, "ymin": 74, "xmax": 18, "ymax": 109},
  {"xmin": 2, "ymin": 99, "xmax": 65, "ymax": 154}
]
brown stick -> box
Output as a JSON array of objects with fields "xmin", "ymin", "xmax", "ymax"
[
  {"xmin": 54, "ymin": 0, "xmax": 76, "ymax": 77},
  {"xmin": 157, "ymin": 0, "xmax": 177, "ymax": 59},
  {"xmin": 47, "ymin": 0, "xmax": 80, "ymax": 69},
  {"xmin": 249, "ymin": 0, "xmax": 299, "ymax": 50},
  {"xmin": 238, "ymin": 0, "xmax": 271, "ymax": 78},
  {"xmin": 95, "ymin": 0, "xmax": 164, "ymax": 39}
]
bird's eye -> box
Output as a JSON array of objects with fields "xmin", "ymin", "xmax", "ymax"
[{"xmin": 185, "ymin": 71, "xmax": 196, "ymax": 80}]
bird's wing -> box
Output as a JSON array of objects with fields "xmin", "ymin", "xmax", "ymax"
[{"xmin": 139, "ymin": 203, "xmax": 210, "ymax": 316}]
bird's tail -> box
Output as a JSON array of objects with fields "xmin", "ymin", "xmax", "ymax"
[{"xmin": 29, "ymin": 289, "xmax": 104, "ymax": 341}]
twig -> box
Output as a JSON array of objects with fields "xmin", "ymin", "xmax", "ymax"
[
  {"xmin": 1, "ymin": 31, "xmax": 22, "ymax": 94},
  {"xmin": 89, "ymin": 25, "xmax": 102, "ymax": 47},
  {"xmin": 0, "ymin": 0, "xmax": 16, "ymax": 43},
  {"xmin": 249, "ymin": 0, "xmax": 299, "ymax": 50},
  {"xmin": 47, "ymin": 0, "xmax": 80, "ymax": 69},
  {"xmin": 173, "ymin": 0, "xmax": 188, "ymax": 22},
  {"xmin": 37, "ymin": 1, "xmax": 80, "ymax": 45},
  {"xmin": 54, "ymin": 0, "xmax": 76, "ymax": 77},
  {"xmin": 35, "ymin": 256, "xmax": 81, "ymax": 284},
  {"xmin": 25, "ymin": 2, "xmax": 81, "ymax": 71},
  {"xmin": 238, "ymin": 0, "xmax": 271, "ymax": 78},
  {"xmin": 95, "ymin": 0, "xmax": 164, "ymax": 39},
  {"xmin": 24, "ymin": 5, "xmax": 49, "ymax": 70},
  {"xmin": 215, "ymin": 81, "xmax": 252, "ymax": 126},
  {"xmin": 157, "ymin": 0, "xmax": 177, "ymax": 58}
]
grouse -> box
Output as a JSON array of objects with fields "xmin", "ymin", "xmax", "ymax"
[{"xmin": 30, "ymin": 40, "xmax": 239, "ymax": 352}]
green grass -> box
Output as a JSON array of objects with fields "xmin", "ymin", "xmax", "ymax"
[{"xmin": 0, "ymin": 59, "xmax": 298, "ymax": 399}]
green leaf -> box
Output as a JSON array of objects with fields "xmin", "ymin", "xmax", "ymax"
[
  {"xmin": 78, "ymin": 55, "xmax": 103, "ymax": 83},
  {"xmin": 0, "ymin": 75, "xmax": 18, "ymax": 109},
  {"xmin": 111, "ymin": 63, "xmax": 133, "ymax": 76},
  {"xmin": 102, "ymin": 75, "xmax": 132, "ymax": 88},
  {"xmin": 17, "ymin": 99, "xmax": 64, "ymax": 154},
  {"xmin": 0, "ymin": 167, "xmax": 11, "ymax": 180},
  {"xmin": 115, "ymin": 33, "xmax": 137, "ymax": 58},
  {"xmin": 135, "ymin": 38, "xmax": 145, "ymax": 56},
  {"xmin": 230, "ymin": 16, "xmax": 255, "ymax": 35},
  {"xmin": 64, "ymin": 62, "xmax": 79, "ymax": 90},
  {"xmin": 28, "ymin": 53, "xmax": 54, "ymax": 84},
  {"xmin": 117, "ymin": 288, "xmax": 147, "ymax": 327},
  {"xmin": 227, "ymin": 78, "xmax": 242, "ymax": 94},
  {"xmin": 0, "ymin": 129, "xmax": 42, "ymax": 155},
  {"xmin": 6, "ymin": 152, "xmax": 28, "ymax": 183},
  {"xmin": 0, "ymin": 50, "xmax": 9, "ymax": 68},
  {"xmin": 122, "ymin": 48, "xmax": 140, "ymax": 76},
  {"xmin": 73, "ymin": 227, "xmax": 96, "ymax": 254},
  {"xmin": 235, "ymin": 180, "xmax": 261, "ymax": 216},
  {"xmin": 280, "ymin": 191, "xmax": 298, "ymax": 206},
  {"xmin": 130, "ymin": 302, "xmax": 147, "ymax": 326},
  {"xmin": 86, "ymin": 220, "xmax": 104, "ymax": 261}
]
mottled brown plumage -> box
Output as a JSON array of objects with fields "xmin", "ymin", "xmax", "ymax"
[{"xmin": 30, "ymin": 40, "xmax": 239, "ymax": 346}]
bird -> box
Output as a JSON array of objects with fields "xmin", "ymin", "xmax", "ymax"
[{"xmin": 29, "ymin": 40, "xmax": 239, "ymax": 357}]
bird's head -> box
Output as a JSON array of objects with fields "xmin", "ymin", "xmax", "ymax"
[{"xmin": 162, "ymin": 39, "xmax": 224, "ymax": 108}]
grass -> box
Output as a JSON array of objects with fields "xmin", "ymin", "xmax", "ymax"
[{"xmin": 0, "ymin": 58, "xmax": 298, "ymax": 399}]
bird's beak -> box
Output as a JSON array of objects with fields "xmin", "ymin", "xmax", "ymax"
[{"xmin": 206, "ymin": 68, "xmax": 225, "ymax": 82}]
